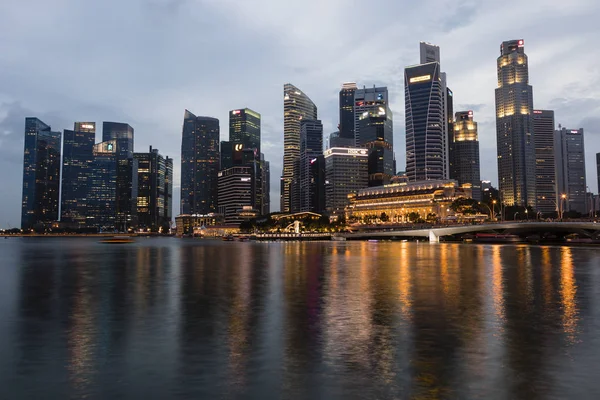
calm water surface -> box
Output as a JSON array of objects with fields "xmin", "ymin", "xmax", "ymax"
[{"xmin": 1, "ymin": 238, "xmax": 600, "ymax": 399}]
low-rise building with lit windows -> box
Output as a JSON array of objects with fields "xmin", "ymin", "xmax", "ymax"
[
  {"xmin": 175, "ymin": 213, "xmax": 223, "ymax": 236},
  {"xmin": 346, "ymin": 180, "xmax": 471, "ymax": 222}
]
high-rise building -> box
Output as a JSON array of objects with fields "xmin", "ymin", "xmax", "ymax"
[
  {"xmin": 405, "ymin": 62, "xmax": 445, "ymax": 181},
  {"xmin": 260, "ymin": 153, "xmax": 270, "ymax": 215},
  {"xmin": 357, "ymin": 106, "xmax": 394, "ymax": 187},
  {"xmin": 339, "ymin": 82, "xmax": 357, "ymax": 142},
  {"xmin": 324, "ymin": 147, "xmax": 369, "ymax": 215},
  {"xmin": 532, "ymin": 110, "xmax": 557, "ymax": 214},
  {"xmin": 88, "ymin": 140, "xmax": 118, "ymax": 231},
  {"xmin": 218, "ymin": 166, "xmax": 256, "ymax": 225},
  {"xmin": 495, "ymin": 39, "xmax": 536, "ymax": 207},
  {"xmin": 102, "ymin": 122, "xmax": 137, "ymax": 230},
  {"xmin": 328, "ymin": 131, "xmax": 354, "ymax": 149},
  {"xmin": 299, "ymin": 119, "xmax": 325, "ymax": 213},
  {"xmin": 21, "ymin": 117, "xmax": 62, "ymax": 230},
  {"xmin": 353, "ymin": 86, "xmax": 389, "ymax": 147},
  {"xmin": 61, "ymin": 122, "xmax": 96, "ymax": 227},
  {"xmin": 134, "ymin": 146, "xmax": 173, "ymax": 231},
  {"xmin": 281, "ymin": 84, "xmax": 317, "ymax": 213},
  {"xmin": 220, "ymin": 141, "xmax": 233, "ymax": 170},
  {"xmin": 229, "ymin": 108, "xmax": 261, "ymax": 155},
  {"xmin": 180, "ymin": 110, "xmax": 220, "ymax": 215},
  {"xmin": 596, "ymin": 153, "xmax": 600, "ymax": 194},
  {"xmin": 556, "ymin": 127, "xmax": 587, "ymax": 214},
  {"xmin": 450, "ymin": 111, "xmax": 481, "ymax": 201}
]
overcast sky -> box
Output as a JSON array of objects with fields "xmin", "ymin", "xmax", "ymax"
[{"xmin": 1, "ymin": 0, "xmax": 600, "ymax": 228}]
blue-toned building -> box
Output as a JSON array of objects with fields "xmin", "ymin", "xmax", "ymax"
[
  {"xmin": 357, "ymin": 105, "xmax": 394, "ymax": 187},
  {"xmin": 299, "ymin": 119, "xmax": 325, "ymax": 213},
  {"xmin": 21, "ymin": 117, "xmax": 62, "ymax": 230},
  {"xmin": 87, "ymin": 140, "xmax": 118, "ymax": 231}
]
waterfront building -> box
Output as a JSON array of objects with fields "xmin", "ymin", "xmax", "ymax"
[
  {"xmin": 532, "ymin": 110, "xmax": 557, "ymax": 214},
  {"xmin": 88, "ymin": 140, "xmax": 118, "ymax": 231},
  {"xmin": 324, "ymin": 147, "xmax": 369, "ymax": 216},
  {"xmin": 61, "ymin": 122, "xmax": 95, "ymax": 227},
  {"xmin": 339, "ymin": 82, "xmax": 357, "ymax": 142},
  {"xmin": 299, "ymin": 119, "xmax": 325, "ymax": 213},
  {"xmin": 180, "ymin": 110, "xmax": 220, "ymax": 215},
  {"xmin": 346, "ymin": 180, "xmax": 471, "ymax": 223},
  {"xmin": 281, "ymin": 84, "xmax": 317, "ymax": 213},
  {"xmin": 357, "ymin": 105, "xmax": 394, "ymax": 187},
  {"xmin": 134, "ymin": 146, "xmax": 173, "ymax": 231},
  {"xmin": 495, "ymin": 39, "xmax": 536, "ymax": 207},
  {"xmin": 218, "ymin": 166, "xmax": 258, "ymax": 225},
  {"xmin": 21, "ymin": 117, "xmax": 61, "ymax": 230},
  {"xmin": 450, "ymin": 111, "xmax": 481, "ymax": 201},
  {"xmin": 175, "ymin": 214, "xmax": 224, "ymax": 236},
  {"xmin": 556, "ymin": 126, "xmax": 587, "ymax": 214},
  {"xmin": 353, "ymin": 86, "xmax": 389, "ymax": 147}
]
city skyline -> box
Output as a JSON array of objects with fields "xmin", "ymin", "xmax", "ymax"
[{"xmin": 1, "ymin": 0, "xmax": 600, "ymax": 227}]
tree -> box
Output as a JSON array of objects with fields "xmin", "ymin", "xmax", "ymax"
[
  {"xmin": 426, "ymin": 213, "xmax": 438, "ymax": 224},
  {"xmin": 450, "ymin": 197, "xmax": 482, "ymax": 215},
  {"xmin": 407, "ymin": 212, "xmax": 420, "ymax": 223},
  {"xmin": 380, "ymin": 212, "xmax": 390, "ymax": 222}
]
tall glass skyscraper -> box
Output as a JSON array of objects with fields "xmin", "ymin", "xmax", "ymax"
[
  {"xmin": 357, "ymin": 105, "xmax": 394, "ymax": 187},
  {"xmin": 556, "ymin": 127, "xmax": 587, "ymax": 214},
  {"xmin": 532, "ymin": 110, "xmax": 557, "ymax": 214},
  {"xmin": 281, "ymin": 83, "xmax": 317, "ymax": 213},
  {"xmin": 339, "ymin": 82, "xmax": 357, "ymax": 142},
  {"xmin": 405, "ymin": 62, "xmax": 445, "ymax": 181},
  {"xmin": 353, "ymin": 86, "xmax": 389, "ymax": 147},
  {"xmin": 21, "ymin": 117, "xmax": 61, "ymax": 230},
  {"xmin": 180, "ymin": 110, "xmax": 220, "ymax": 215},
  {"xmin": 229, "ymin": 108, "xmax": 261, "ymax": 154},
  {"xmin": 299, "ymin": 119, "xmax": 325, "ymax": 213},
  {"xmin": 450, "ymin": 111, "xmax": 481, "ymax": 201},
  {"xmin": 134, "ymin": 146, "xmax": 173, "ymax": 231},
  {"xmin": 495, "ymin": 39, "xmax": 536, "ymax": 207},
  {"xmin": 88, "ymin": 140, "xmax": 118, "ymax": 231},
  {"xmin": 61, "ymin": 122, "xmax": 96, "ymax": 227}
]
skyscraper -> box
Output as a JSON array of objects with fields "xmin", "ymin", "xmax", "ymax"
[
  {"xmin": 102, "ymin": 122, "xmax": 137, "ymax": 230},
  {"xmin": 299, "ymin": 119, "xmax": 325, "ymax": 213},
  {"xmin": 405, "ymin": 62, "xmax": 445, "ymax": 181},
  {"xmin": 180, "ymin": 110, "xmax": 220, "ymax": 215},
  {"xmin": 353, "ymin": 86, "xmax": 389, "ymax": 147},
  {"xmin": 495, "ymin": 39, "xmax": 536, "ymax": 207},
  {"xmin": 281, "ymin": 83, "xmax": 317, "ymax": 213},
  {"xmin": 229, "ymin": 108, "xmax": 261, "ymax": 154},
  {"xmin": 556, "ymin": 127, "xmax": 587, "ymax": 214},
  {"xmin": 532, "ymin": 110, "xmax": 557, "ymax": 214},
  {"xmin": 260, "ymin": 153, "xmax": 270, "ymax": 215},
  {"xmin": 218, "ymin": 166, "xmax": 256, "ymax": 225},
  {"xmin": 596, "ymin": 153, "xmax": 600, "ymax": 194},
  {"xmin": 339, "ymin": 82, "xmax": 357, "ymax": 142},
  {"xmin": 134, "ymin": 146, "xmax": 173, "ymax": 231},
  {"xmin": 324, "ymin": 147, "xmax": 369, "ymax": 215},
  {"xmin": 88, "ymin": 140, "xmax": 118, "ymax": 231},
  {"xmin": 61, "ymin": 122, "xmax": 96, "ymax": 227},
  {"xmin": 357, "ymin": 106, "xmax": 394, "ymax": 186},
  {"xmin": 450, "ymin": 111, "xmax": 481, "ymax": 201},
  {"xmin": 21, "ymin": 117, "xmax": 61, "ymax": 230}
]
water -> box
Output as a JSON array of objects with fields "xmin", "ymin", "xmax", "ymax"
[{"xmin": 1, "ymin": 238, "xmax": 600, "ymax": 399}]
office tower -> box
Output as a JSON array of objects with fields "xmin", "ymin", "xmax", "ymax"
[
  {"xmin": 405, "ymin": 62, "xmax": 445, "ymax": 181},
  {"xmin": 532, "ymin": 110, "xmax": 557, "ymax": 214},
  {"xmin": 420, "ymin": 42, "xmax": 440, "ymax": 63},
  {"xmin": 324, "ymin": 147, "xmax": 369, "ymax": 215},
  {"xmin": 556, "ymin": 127, "xmax": 587, "ymax": 214},
  {"xmin": 450, "ymin": 111, "xmax": 481, "ymax": 201},
  {"xmin": 229, "ymin": 108, "xmax": 261, "ymax": 154},
  {"xmin": 357, "ymin": 105, "xmax": 394, "ymax": 186},
  {"xmin": 260, "ymin": 153, "xmax": 270, "ymax": 215},
  {"xmin": 218, "ymin": 166, "xmax": 256, "ymax": 225},
  {"xmin": 88, "ymin": 140, "xmax": 118, "ymax": 231},
  {"xmin": 495, "ymin": 39, "xmax": 536, "ymax": 207},
  {"xmin": 220, "ymin": 141, "xmax": 233, "ymax": 170},
  {"xmin": 102, "ymin": 122, "xmax": 137, "ymax": 230},
  {"xmin": 353, "ymin": 86, "xmax": 389, "ymax": 147},
  {"xmin": 61, "ymin": 122, "xmax": 96, "ymax": 227},
  {"xmin": 597, "ymin": 153, "xmax": 600, "ymax": 194},
  {"xmin": 299, "ymin": 119, "xmax": 325, "ymax": 213},
  {"xmin": 180, "ymin": 110, "xmax": 220, "ymax": 215},
  {"xmin": 329, "ymin": 131, "xmax": 354, "ymax": 149},
  {"xmin": 281, "ymin": 83, "xmax": 317, "ymax": 213},
  {"xmin": 164, "ymin": 156, "xmax": 173, "ymax": 224},
  {"xmin": 339, "ymin": 82, "xmax": 357, "ymax": 141},
  {"xmin": 21, "ymin": 117, "xmax": 61, "ymax": 230},
  {"xmin": 134, "ymin": 146, "xmax": 173, "ymax": 231}
]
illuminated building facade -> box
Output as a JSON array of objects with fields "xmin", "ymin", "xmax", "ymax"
[
  {"xmin": 346, "ymin": 180, "xmax": 471, "ymax": 222},
  {"xmin": 299, "ymin": 119, "xmax": 325, "ymax": 213},
  {"xmin": 61, "ymin": 122, "xmax": 95, "ymax": 227},
  {"xmin": 324, "ymin": 147, "xmax": 369, "ymax": 215},
  {"xmin": 353, "ymin": 86, "xmax": 388, "ymax": 147},
  {"xmin": 281, "ymin": 84, "xmax": 317, "ymax": 213},
  {"xmin": 180, "ymin": 110, "xmax": 220, "ymax": 215},
  {"xmin": 134, "ymin": 146, "xmax": 173, "ymax": 231},
  {"xmin": 556, "ymin": 127, "xmax": 587, "ymax": 214},
  {"xmin": 405, "ymin": 62, "xmax": 445, "ymax": 181},
  {"xmin": 495, "ymin": 39, "xmax": 536, "ymax": 207},
  {"xmin": 357, "ymin": 106, "xmax": 394, "ymax": 187},
  {"xmin": 88, "ymin": 140, "xmax": 118, "ymax": 231},
  {"xmin": 175, "ymin": 214, "xmax": 223, "ymax": 236},
  {"xmin": 532, "ymin": 110, "xmax": 557, "ymax": 214},
  {"xmin": 229, "ymin": 108, "xmax": 261, "ymax": 155},
  {"xmin": 450, "ymin": 111, "xmax": 481, "ymax": 201},
  {"xmin": 218, "ymin": 166, "xmax": 256, "ymax": 225},
  {"xmin": 339, "ymin": 82, "xmax": 357, "ymax": 142},
  {"xmin": 21, "ymin": 117, "xmax": 62, "ymax": 230}
]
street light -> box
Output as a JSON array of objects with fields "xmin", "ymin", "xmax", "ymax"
[
  {"xmin": 479, "ymin": 202, "xmax": 494, "ymax": 221},
  {"xmin": 560, "ymin": 194, "xmax": 567, "ymax": 220},
  {"xmin": 525, "ymin": 209, "xmax": 529, "ymax": 221},
  {"xmin": 514, "ymin": 211, "xmax": 519, "ymax": 221}
]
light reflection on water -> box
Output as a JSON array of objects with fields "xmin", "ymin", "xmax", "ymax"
[{"xmin": 0, "ymin": 238, "xmax": 599, "ymax": 399}]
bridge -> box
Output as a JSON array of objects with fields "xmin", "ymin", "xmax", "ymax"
[{"xmin": 342, "ymin": 222, "xmax": 600, "ymax": 243}]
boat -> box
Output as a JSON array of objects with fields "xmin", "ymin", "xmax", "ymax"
[
  {"xmin": 237, "ymin": 236, "xmax": 249, "ymax": 242},
  {"xmin": 331, "ymin": 236, "xmax": 346, "ymax": 241},
  {"xmin": 100, "ymin": 236, "xmax": 135, "ymax": 244},
  {"xmin": 222, "ymin": 235, "xmax": 234, "ymax": 241}
]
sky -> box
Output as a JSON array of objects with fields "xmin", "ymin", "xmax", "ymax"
[{"xmin": 1, "ymin": 0, "xmax": 600, "ymax": 228}]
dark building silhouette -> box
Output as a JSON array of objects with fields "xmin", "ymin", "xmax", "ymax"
[
  {"xmin": 260, "ymin": 153, "xmax": 270, "ymax": 215},
  {"xmin": 556, "ymin": 127, "xmax": 587, "ymax": 214},
  {"xmin": 339, "ymin": 82, "xmax": 357, "ymax": 142},
  {"xmin": 88, "ymin": 140, "xmax": 118, "ymax": 231},
  {"xmin": 450, "ymin": 111, "xmax": 481, "ymax": 201},
  {"xmin": 357, "ymin": 106, "xmax": 394, "ymax": 187},
  {"xmin": 220, "ymin": 141, "xmax": 233, "ymax": 170},
  {"xmin": 180, "ymin": 110, "xmax": 220, "ymax": 215},
  {"xmin": 134, "ymin": 146, "xmax": 173, "ymax": 231},
  {"xmin": 532, "ymin": 110, "xmax": 557, "ymax": 214},
  {"xmin": 21, "ymin": 117, "xmax": 61, "ymax": 230},
  {"xmin": 596, "ymin": 153, "xmax": 600, "ymax": 194},
  {"xmin": 61, "ymin": 122, "xmax": 96, "ymax": 227},
  {"xmin": 299, "ymin": 119, "xmax": 325, "ymax": 213},
  {"xmin": 229, "ymin": 108, "xmax": 261, "ymax": 155}
]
